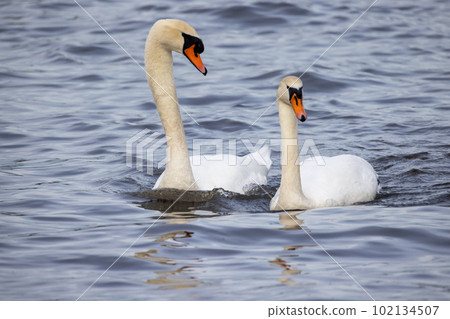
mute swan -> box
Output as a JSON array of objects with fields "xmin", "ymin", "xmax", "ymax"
[
  {"xmin": 145, "ymin": 19, "xmax": 271, "ymax": 194},
  {"xmin": 270, "ymin": 76, "xmax": 379, "ymax": 210}
]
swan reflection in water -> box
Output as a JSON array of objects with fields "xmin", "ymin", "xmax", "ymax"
[
  {"xmin": 271, "ymin": 211, "xmax": 316, "ymax": 286},
  {"xmin": 134, "ymin": 203, "xmax": 314, "ymax": 290},
  {"xmin": 277, "ymin": 210, "xmax": 303, "ymax": 230},
  {"xmin": 145, "ymin": 266, "xmax": 203, "ymax": 290},
  {"xmin": 134, "ymin": 234, "xmax": 204, "ymax": 290},
  {"xmin": 134, "ymin": 193, "xmax": 223, "ymax": 289}
]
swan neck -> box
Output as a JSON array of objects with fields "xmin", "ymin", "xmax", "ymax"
[
  {"xmin": 277, "ymin": 100, "xmax": 307, "ymax": 207},
  {"xmin": 145, "ymin": 31, "xmax": 197, "ymax": 189}
]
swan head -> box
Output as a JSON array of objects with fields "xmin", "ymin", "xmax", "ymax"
[
  {"xmin": 150, "ymin": 19, "xmax": 207, "ymax": 75},
  {"xmin": 278, "ymin": 76, "xmax": 306, "ymax": 122}
]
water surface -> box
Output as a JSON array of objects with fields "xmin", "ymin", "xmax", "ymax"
[{"xmin": 0, "ymin": 0, "xmax": 449, "ymax": 300}]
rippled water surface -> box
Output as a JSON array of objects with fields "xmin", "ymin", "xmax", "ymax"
[{"xmin": 1, "ymin": 0, "xmax": 449, "ymax": 300}]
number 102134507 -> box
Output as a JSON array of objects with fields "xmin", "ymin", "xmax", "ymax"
[{"xmin": 372, "ymin": 305, "xmax": 439, "ymax": 316}]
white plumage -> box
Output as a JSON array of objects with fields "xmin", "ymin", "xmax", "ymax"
[
  {"xmin": 155, "ymin": 144, "xmax": 272, "ymax": 194},
  {"xmin": 271, "ymin": 154, "xmax": 379, "ymax": 210},
  {"xmin": 146, "ymin": 19, "xmax": 271, "ymax": 194},
  {"xmin": 270, "ymin": 76, "xmax": 379, "ymax": 210}
]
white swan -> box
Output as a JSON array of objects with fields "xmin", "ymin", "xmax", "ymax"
[
  {"xmin": 270, "ymin": 76, "xmax": 380, "ymax": 210},
  {"xmin": 145, "ymin": 19, "xmax": 271, "ymax": 194}
]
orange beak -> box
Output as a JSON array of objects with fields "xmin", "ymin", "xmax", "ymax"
[
  {"xmin": 290, "ymin": 93, "xmax": 307, "ymax": 122},
  {"xmin": 183, "ymin": 44, "xmax": 207, "ymax": 75}
]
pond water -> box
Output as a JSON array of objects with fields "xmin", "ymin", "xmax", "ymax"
[{"xmin": 0, "ymin": 0, "xmax": 449, "ymax": 300}]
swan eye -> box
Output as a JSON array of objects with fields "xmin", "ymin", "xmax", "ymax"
[
  {"xmin": 182, "ymin": 32, "xmax": 204, "ymax": 55},
  {"xmin": 195, "ymin": 40, "xmax": 204, "ymax": 54}
]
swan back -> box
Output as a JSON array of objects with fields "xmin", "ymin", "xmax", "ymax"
[
  {"xmin": 192, "ymin": 144, "xmax": 272, "ymax": 193},
  {"xmin": 154, "ymin": 145, "xmax": 272, "ymax": 194},
  {"xmin": 300, "ymin": 155, "xmax": 379, "ymax": 207}
]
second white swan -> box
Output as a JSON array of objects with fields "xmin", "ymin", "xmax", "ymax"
[{"xmin": 270, "ymin": 76, "xmax": 380, "ymax": 210}]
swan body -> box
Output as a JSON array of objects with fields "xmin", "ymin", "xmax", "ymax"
[
  {"xmin": 155, "ymin": 144, "xmax": 272, "ymax": 194},
  {"xmin": 145, "ymin": 19, "xmax": 271, "ymax": 194},
  {"xmin": 271, "ymin": 154, "xmax": 379, "ymax": 210},
  {"xmin": 270, "ymin": 76, "xmax": 379, "ymax": 210}
]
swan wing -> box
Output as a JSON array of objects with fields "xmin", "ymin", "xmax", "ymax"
[
  {"xmin": 191, "ymin": 145, "xmax": 272, "ymax": 193},
  {"xmin": 300, "ymin": 154, "xmax": 379, "ymax": 207},
  {"xmin": 154, "ymin": 145, "xmax": 272, "ymax": 194}
]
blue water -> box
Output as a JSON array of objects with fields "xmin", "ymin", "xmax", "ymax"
[{"xmin": 1, "ymin": 0, "xmax": 449, "ymax": 300}]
